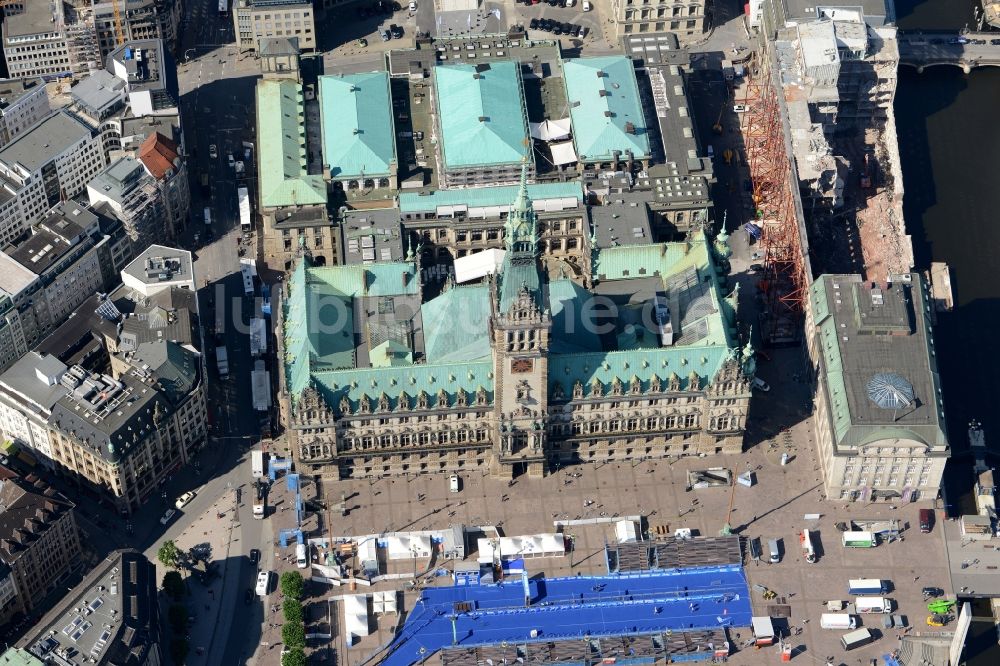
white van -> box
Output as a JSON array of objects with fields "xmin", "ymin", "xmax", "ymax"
[
  {"xmin": 255, "ymin": 570, "xmax": 271, "ymax": 596},
  {"xmin": 449, "ymin": 474, "xmax": 460, "ymax": 493},
  {"xmin": 767, "ymin": 538, "xmax": 780, "ymax": 563},
  {"xmin": 820, "ymin": 613, "xmax": 857, "ymax": 630},
  {"xmin": 295, "ymin": 543, "xmax": 308, "ymax": 569},
  {"xmin": 855, "ymin": 596, "xmax": 892, "ymax": 614}
]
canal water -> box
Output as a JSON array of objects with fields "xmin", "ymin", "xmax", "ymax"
[{"xmin": 894, "ymin": 1, "xmax": 1000, "ymax": 661}]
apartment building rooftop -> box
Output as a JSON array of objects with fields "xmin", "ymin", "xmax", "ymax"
[
  {"xmin": 39, "ymin": 201, "xmax": 100, "ymax": 242},
  {"xmin": 0, "ymin": 112, "xmax": 94, "ymax": 176},
  {"xmin": 106, "ymin": 39, "xmax": 175, "ymax": 96},
  {"xmin": 89, "ymin": 157, "xmax": 148, "ymax": 203},
  {"xmin": 2, "ymin": 2, "xmax": 60, "ymax": 40},
  {"xmin": 778, "ymin": 0, "xmax": 893, "ymax": 26},
  {"xmin": 0, "ymin": 352, "xmax": 70, "ymax": 415},
  {"xmin": 0, "ymin": 78, "xmax": 45, "ymax": 110},
  {"xmin": 6, "ymin": 228, "xmax": 80, "ymax": 276},
  {"xmin": 121, "ymin": 244, "xmax": 193, "ymax": 288},
  {"xmin": 70, "ymin": 70, "xmax": 128, "ymax": 119},
  {"xmin": 0, "ymin": 475, "xmax": 74, "ymax": 563},
  {"xmin": 48, "ymin": 365, "xmax": 171, "ymax": 462},
  {"xmin": 18, "ymin": 550, "xmax": 159, "ymax": 666},
  {"xmin": 0, "ymin": 251, "xmax": 37, "ymax": 297}
]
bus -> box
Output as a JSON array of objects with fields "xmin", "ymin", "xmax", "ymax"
[
  {"xmin": 251, "ymin": 450, "xmax": 266, "ymax": 479},
  {"xmin": 218, "ymin": 0, "xmax": 229, "ymax": 16}
]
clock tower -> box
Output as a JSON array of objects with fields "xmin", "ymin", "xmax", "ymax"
[{"xmin": 489, "ymin": 163, "xmax": 551, "ymax": 479}]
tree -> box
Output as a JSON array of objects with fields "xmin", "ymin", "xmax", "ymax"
[
  {"xmin": 157, "ymin": 540, "xmax": 181, "ymax": 570},
  {"xmin": 279, "ymin": 571, "xmax": 304, "ymax": 600},
  {"xmin": 281, "ymin": 647, "xmax": 307, "ymax": 666},
  {"xmin": 162, "ymin": 571, "xmax": 185, "ymax": 600},
  {"xmin": 281, "ymin": 621, "xmax": 306, "ymax": 648},
  {"xmin": 170, "ymin": 637, "xmax": 189, "ymax": 664},
  {"xmin": 167, "ymin": 604, "xmax": 189, "ymax": 634},
  {"xmin": 282, "ymin": 599, "xmax": 303, "ymax": 624}
]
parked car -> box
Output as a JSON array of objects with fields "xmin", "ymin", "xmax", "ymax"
[
  {"xmin": 390, "ymin": 24, "xmax": 403, "ymax": 38},
  {"xmin": 921, "ymin": 587, "xmax": 944, "ymax": 599},
  {"xmin": 578, "ymin": 26, "xmax": 588, "ymax": 38},
  {"xmin": 752, "ymin": 377, "xmax": 771, "ymax": 392},
  {"xmin": 249, "ymin": 549, "xmax": 261, "ymax": 565},
  {"xmin": 529, "ymin": 18, "xmax": 539, "ymax": 29},
  {"xmin": 991, "ymin": 39, "xmax": 1000, "ymax": 46},
  {"xmin": 553, "ymin": 24, "xmax": 563, "ymax": 35},
  {"xmin": 244, "ymin": 588, "xmax": 254, "ymax": 605},
  {"xmin": 583, "ymin": 0, "xmax": 592, "ymax": 9},
  {"xmin": 160, "ymin": 509, "xmax": 177, "ymax": 525},
  {"xmin": 175, "ymin": 491, "xmax": 196, "ymax": 509},
  {"xmin": 209, "ymin": 144, "xmax": 218, "ymax": 159},
  {"xmin": 380, "ymin": 28, "xmax": 390, "ymax": 41},
  {"xmin": 408, "ymin": 0, "xmax": 416, "ymax": 9}
]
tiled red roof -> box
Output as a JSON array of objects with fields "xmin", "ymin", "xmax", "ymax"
[{"xmin": 137, "ymin": 132, "xmax": 180, "ymax": 180}]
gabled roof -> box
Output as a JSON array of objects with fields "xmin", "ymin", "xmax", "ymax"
[
  {"xmin": 137, "ymin": 132, "xmax": 179, "ymax": 180},
  {"xmin": 434, "ymin": 62, "xmax": 529, "ymax": 168},
  {"xmin": 563, "ymin": 57, "xmax": 651, "ymax": 162},
  {"xmin": 320, "ymin": 72, "xmax": 396, "ymax": 178},
  {"xmin": 256, "ymin": 79, "xmax": 327, "ymax": 209}
]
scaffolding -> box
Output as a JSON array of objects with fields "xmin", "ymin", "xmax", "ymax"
[{"xmin": 740, "ymin": 52, "xmax": 811, "ymax": 345}]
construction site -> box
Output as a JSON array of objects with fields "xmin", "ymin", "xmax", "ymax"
[
  {"xmin": 1, "ymin": 0, "xmax": 180, "ymax": 79},
  {"xmin": 737, "ymin": 12, "xmax": 913, "ymax": 346}
]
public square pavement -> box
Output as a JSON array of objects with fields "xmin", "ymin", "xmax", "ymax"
[{"xmin": 320, "ymin": 388, "xmax": 952, "ymax": 664}]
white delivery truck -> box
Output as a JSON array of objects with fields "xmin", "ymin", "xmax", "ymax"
[
  {"xmin": 820, "ymin": 613, "xmax": 857, "ymax": 630},
  {"xmin": 751, "ymin": 616, "xmax": 775, "ymax": 646},
  {"xmin": 855, "ymin": 597, "xmax": 892, "ymax": 614},
  {"xmin": 251, "ymin": 450, "xmax": 266, "ymax": 479},
  {"xmin": 296, "ymin": 543, "xmax": 308, "ymax": 568},
  {"xmin": 848, "ymin": 579, "xmax": 888, "ymax": 596},
  {"xmin": 841, "ymin": 628, "xmax": 874, "ymax": 650}
]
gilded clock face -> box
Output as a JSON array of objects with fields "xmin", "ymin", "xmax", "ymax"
[{"xmin": 511, "ymin": 359, "xmax": 534, "ymax": 373}]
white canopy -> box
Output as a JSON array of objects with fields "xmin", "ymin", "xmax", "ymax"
[
  {"xmin": 454, "ymin": 248, "xmax": 505, "ymax": 283},
  {"xmin": 477, "ymin": 533, "xmax": 565, "ymax": 563},
  {"xmin": 343, "ymin": 594, "xmax": 370, "ymax": 642},
  {"xmin": 550, "ymin": 140, "xmax": 578, "ymax": 166},
  {"xmin": 530, "ymin": 118, "xmax": 572, "ymax": 141},
  {"xmin": 386, "ymin": 533, "xmax": 433, "ymax": 560}
]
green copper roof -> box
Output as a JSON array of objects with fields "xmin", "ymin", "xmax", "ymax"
[
  {"xmin": 0, "ymin": 648, "xmax": 45, "ymax": 666},
  {"xmin": 399, "ymin": 181, "xmax": 582, "ymax": 214},
  {"xmin": 257, "ymin": 79, "xmax": 328, "ymax": 209},
  {"xmin": 434, "ymin": 62, "xmax": 529, "ymax": 168},
  {"xmin": 370, "ymin": 339, "xmax": 413, "ymax": 367},
  {"xmin": 422, "ymin": 285, "xmax": 492, "ymax": 363},
  {"xmin": 547, "ymin": 347, "xmax": 732, "ymax": 400},
  {"xmin": 594, "ymin": 240, "xmax": 711, "ymax": 283},
  {"xmin": 563, "ymin": 57, "xmax": 651, "ymax": 162},
  {"xmin": 283, "ymin": 260, "xmax": 419, "ymax": 397},
  {"xmin": 319, "ymin": 72, "xmax": 396, "ymax": 178},
  {"xmin": 313, "ymin": 361, "xmax": 493, "ymax": 412}
]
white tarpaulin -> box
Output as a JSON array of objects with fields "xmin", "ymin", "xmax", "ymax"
[
  {"xmin": 477, "ymin": 533, "xmax": 565, "ymax": 563},
  {"xmin": 550, "ymin": 140, "xmax": 578, "ymax": 166},
  {"xmin": 530, "ymin": 118, "xmax": 572, "ymax": 141},
  {"xmin": 343, "ymin": 594, "xmax": 370, "ymax": 642},
  {"xmin": 386, "ymin": 534, "xmax": 433, "ymax": 560},
  {"xmin": 454, "ymin": 248, "xmax": 505, "ymax": 283}
]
